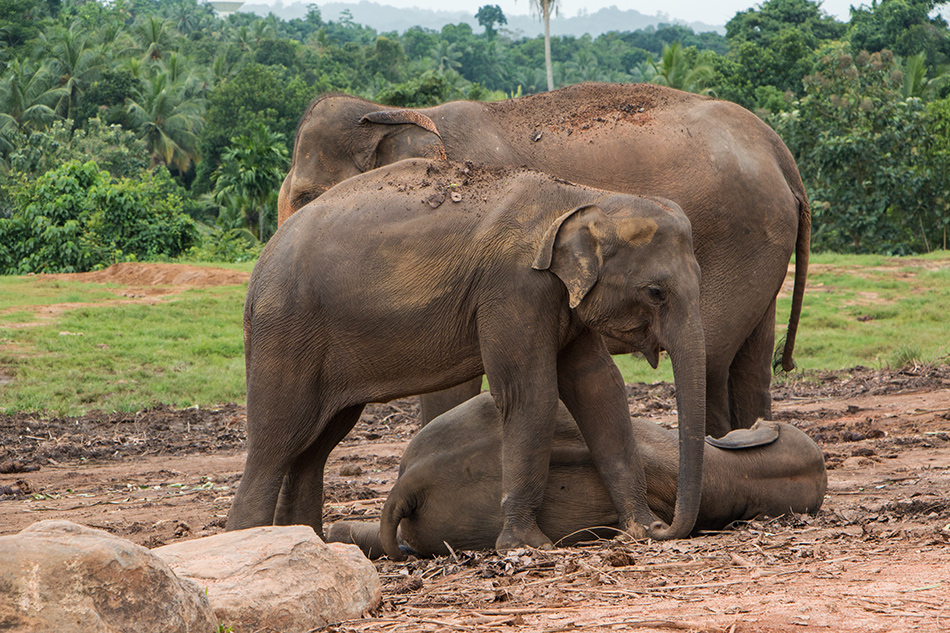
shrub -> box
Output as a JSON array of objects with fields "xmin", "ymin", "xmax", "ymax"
[{"xmin": 0, "ymin": 161, "xmax": 198, "ymax": 274}]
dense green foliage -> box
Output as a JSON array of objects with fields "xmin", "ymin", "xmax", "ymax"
[
  {"xmin": 0, "ymin": 160, "xmax": 197, "ymax": 273},
  {"xmin": 1, "ymin": 0, "xmax": 949, "ymax": 268}
]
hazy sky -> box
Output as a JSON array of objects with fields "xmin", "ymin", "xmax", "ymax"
[{"xmin": 343, "ymin": 1, "xmax": 949, "ymax": 26}]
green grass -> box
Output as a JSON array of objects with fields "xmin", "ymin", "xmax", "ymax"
[
  {"xmin": 616, "ymin": 251, "xmax": 950, "ymax": 385},
  {"xmin": 781, "ymin": 251, "xmax": 950, "ymax": 375},
  {"xmin": 1, "ymin": 254, "xmax": 948, "ymax": 414},
  {"xmin": 0, "ymin": 265, "xmax": 250, "ymax": 415},
  {"xmin": 0, "ymin": 277, "xmax": 123, "ymax": 312}
]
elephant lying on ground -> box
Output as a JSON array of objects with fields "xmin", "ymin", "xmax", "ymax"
[
  {"xmin": 328, "ymin": 393, "xmax": 827, "ymax": 560},
  {"xmin": 276, "ymin": 82, "xmax": 811, "ymax": 437},
  {"xmin": 228, "ymin": 159, "xmax": 708, "ymax": 549}
]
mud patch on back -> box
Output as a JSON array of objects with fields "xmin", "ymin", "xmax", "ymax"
[{"xmin": 489, "ymin": 83, "xmax": 703, "ymax": 139}]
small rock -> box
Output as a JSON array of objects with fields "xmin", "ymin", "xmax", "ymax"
[
  {"xmin": 340, "ymin": 464, "xmax": 363, "ymax": 477},
  {"xmin": 426, "ymin": 191, "xmax": 446, "ymax": 208}
]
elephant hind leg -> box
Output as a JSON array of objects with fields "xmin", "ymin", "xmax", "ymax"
[
  {"xmin": 704, "ymin": 363, "xmax": 732, "ymax": 439},
  {"xmin": 727, "ymin": 299, "xmax": 777, "ymax": 430},
  {"xmin": 418, "ymin": 376, "xmax": 483, "ymax": 426},
  {"xmin": 273, "ymin": 404, "xmax": 365, "ymax": 537}
]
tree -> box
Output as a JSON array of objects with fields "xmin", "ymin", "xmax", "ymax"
[
  {"xmin": 725, "ymin": 0, "xmax": 847, "ymax": 106},
  {"xmin": 211, "ymin": 122, "xmax": 288, "ymax": 241},
  {"xmin": 849, "ymin": 0, "xmax": 950, "ymax": 67},
  {"xmin": 125, "ymin": 68, "xmax": 205, "ymax": 172},
  {"xmin": 475, "ymin": 5, "xmax": 506, "ymax": 39},
  {"xmin": 528, "ymin": 0, "xmax": 559, "ymax": 91},
  {"xmin": 194, "ymin": 63, "xmax": 311, "ymax": 193},
  {"xmin": 41, "ymin": 24, "xmax": 105, "ymax": 120},
  {"xmin": 646, "ymin": 42, "xmax": 715, "ymax": 94},
  {"xmin": 900, "ymin": 51, "xmax": 950, "ymax": 98},
  {"xmin": 770, "ymin": 45, "xmax": 948, "ymax": 253},
  {"xmin": 0, "ymin": 58, "xmax": 66, "ymax": 137}
]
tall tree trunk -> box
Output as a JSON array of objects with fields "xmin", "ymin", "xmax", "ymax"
[{"xmin": 543, "ymin": 4, "xmax": 553, "ymax": 91}]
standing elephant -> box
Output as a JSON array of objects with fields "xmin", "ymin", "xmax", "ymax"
[
  {"xmin": 277, "ymin": 82, "xmax": 810, "ymax": 437},
  {"xmin": 328, "ymin": 393, "xmax": 827, "ymax": 560},
  {"xmin": 228, "ymin": 159, "xmax": 707, "ymax": 550}
]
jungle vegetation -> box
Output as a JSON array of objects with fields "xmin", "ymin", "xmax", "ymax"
[{"xmin": 0, "ymin": 0, "xmax": 948, "ymax": 272}]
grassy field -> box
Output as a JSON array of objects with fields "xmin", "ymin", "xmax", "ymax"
[{"xmin": 0, "ymin": 254, "xmax": 948, "ymax": 415}]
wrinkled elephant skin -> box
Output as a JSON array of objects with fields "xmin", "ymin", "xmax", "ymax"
[
  {"xmin": 327, "ymin": 393, "xmax": 827, "ymax": 560},
  {"xmin": 229, "ymin": 159, "xmax": 707, "ymax": 550},
  {"xmin": 277, "ymin": 83, "xmax": 811, "ymax": 437}
]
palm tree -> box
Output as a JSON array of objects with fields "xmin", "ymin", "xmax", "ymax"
[
  {"xmin": 0, "ymin": 58, "xmax": 67, "ymax": 134},
  {"xmin": 133, "ymin": 16, "xmax": 177, "ymax": 62},
  {"xmin": 125, "ymin": 70, "xmax": 205, "ymax": 172},
  {"xmin": 529, "ymin": 0, "xmax": 559, "ymax": 91},
  {"xmin": 900, "ymin": 53, "xmax": 950, "ymax": 99},
  {"xmin": 212, "ymin": 122, "xmax": 289, "ymax": 241},
  {"xmin": 431, "ymin": 41, "xmax": 462, "ymax": 74},
  {"xmin": 41, "ymin": 26, "xmax": 105, "ymax": 120},
  {"xmin": 647, "ymin": 42, "xmax": 715, "ymax": 95}
]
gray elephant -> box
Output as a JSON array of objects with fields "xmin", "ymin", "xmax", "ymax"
[
  {"xmin": 328, "ymin": 393, "xmax": 827, "ymax": 560},
  {"xmin": 227, "ymin": 159, "xmax": 707, "ymax": 549},
  {"xmin": 276, "ymin": 82, "xmax": 810, "ymax": 437}
]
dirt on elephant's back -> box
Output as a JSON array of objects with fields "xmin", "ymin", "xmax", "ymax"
[{"xmin": 489, "ymin": 82, "xmax": 702, "ymax": 135}]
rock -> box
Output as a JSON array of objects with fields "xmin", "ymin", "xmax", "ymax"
[
  {"xmin": 154, "ymin": 525, "xmax": 381, "ymax": 633},
  {"xmin": 0, "ymin": 520, "xmax": 217, "ymax": 633}
]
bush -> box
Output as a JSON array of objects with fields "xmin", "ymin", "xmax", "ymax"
[{"xmin": 0, "ymin": 161, "xmax": 198, "ymax": 274}]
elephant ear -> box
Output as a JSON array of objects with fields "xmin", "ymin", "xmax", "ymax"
[
  {"xmin": 705, "ymin": 420, "xmax": 780, "ymax": 449},
  {"xmin": 356, "ymin": 110, "xmax": 446, "ymax": 172},
  {"xmin": 532, "ymin": 205, "xmax": 606, "ymax": 309}
]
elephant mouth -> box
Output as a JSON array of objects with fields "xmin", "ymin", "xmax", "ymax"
[{"xmin": 598, "ymin": 328, "xmax": 661, "ymax": 368}]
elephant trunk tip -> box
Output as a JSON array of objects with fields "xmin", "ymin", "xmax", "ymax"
[{"xmin": 645, "ymin": 514, "xmax": 696, "ymax": 541}]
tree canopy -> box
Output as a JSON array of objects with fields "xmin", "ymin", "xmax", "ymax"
[{"xmin": 0, "ymin": 0, "xmax": 948, "ymax": 267}]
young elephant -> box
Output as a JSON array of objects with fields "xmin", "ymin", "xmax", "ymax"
[
  {"xmin": 328, "ymin": 393, "xmax": 827, "ymax": 559},
  {"xmin": 227, "ymin": 159, "xmax": 708, "ymax": 551}
]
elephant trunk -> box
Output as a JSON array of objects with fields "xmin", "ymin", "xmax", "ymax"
[{"xmin": 649, "ymin": 310, "xmax": 705, "ymax": 540}]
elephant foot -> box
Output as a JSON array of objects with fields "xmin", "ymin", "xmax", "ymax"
[
  {"xmin": 614, "ymin": 520, "xmax": 649, "ymax": 542},
  {"xmin": 495, "ymin": 520, "xmax": 553, "ymax": 553}
]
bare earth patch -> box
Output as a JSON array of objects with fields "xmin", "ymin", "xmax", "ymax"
[
  {"xmin": 2, "ymin": 371, "xmax": 948, "ymax": 632},
  {"xmin": 1, "ymin": 263, "xmax": 949, "ymax": 632}
]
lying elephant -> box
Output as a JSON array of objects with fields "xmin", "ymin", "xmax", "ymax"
[
  {"xmin": 328, "ymin": 393, "xmax": 827, "ymax": 560},
  {"xmin": 276, "ymin": 82, "xmax": 811, "ymax": 437},
  {"xmin": 228, "ymin": 158, "xmax": 708, "ymax": 550}
]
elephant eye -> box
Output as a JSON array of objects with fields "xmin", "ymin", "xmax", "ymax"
[{"xmin": 648, "ymin": 285, "xmax": 666, "ymax": 302}]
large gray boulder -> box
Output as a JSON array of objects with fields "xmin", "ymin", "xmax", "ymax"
[
  {"xmin": 0, "ymin": 520, "xmax": 217, "ymax": 633},
  {"xmin": 154, "ymin": 525, "xmax": 381, "ymax": 633}
]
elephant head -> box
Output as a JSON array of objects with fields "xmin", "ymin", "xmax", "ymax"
[
  {"xmin": 278, "ymin": 96, "xmax": 445, "ymax": 224},
  {"xmin": 533, "ymin": 200, "xmax": 706, "ymax": 539}
]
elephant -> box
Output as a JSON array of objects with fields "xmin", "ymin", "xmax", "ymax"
[
  {"xmin": 227, "ymin": 158, "xmax": 708, "ymax": 550},
  {"xmin": 276, "ymin": 82, "xmax": 811, "ymax": 437},
  {"xmin": 328, "ymin": 393, "xmax": 827, "ymax": 560}
]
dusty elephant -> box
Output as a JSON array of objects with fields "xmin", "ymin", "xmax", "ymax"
[
  {"xmin": 276, "ymin": 82, "xmax": 810, "ymax": 437},
  {"xmin": 228, "ymin": 158, "xmax": 707, "ymax": 549},
  {"xmin": 328, "ymin": 393, "xmax": 827, "ymax": 560}
]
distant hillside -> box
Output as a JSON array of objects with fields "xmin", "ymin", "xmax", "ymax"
[{"xmin": 240, "ymin": 1, "xmax": 725, "ymax": 36}]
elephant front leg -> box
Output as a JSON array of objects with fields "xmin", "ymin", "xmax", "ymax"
[
  {"xmin": 483, "ymin": 348, "xmax": 560, "ymax": 552},
  {"xmin": 556, "ymin": 332, "xmax": 662, "ymax": 538}
]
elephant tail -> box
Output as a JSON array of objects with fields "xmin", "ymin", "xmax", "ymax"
[
  {"xmin": 775, "ymin": 178, "xmax": 811, "ymax": 373},
  {"xmin": 379, "ymin": 473, "xmax": 421, "ymax": 561}
]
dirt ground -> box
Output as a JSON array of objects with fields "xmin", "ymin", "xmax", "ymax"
[{"xmin": 1, "ymin": 264, "xmax": 949, "ymax": 632}]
